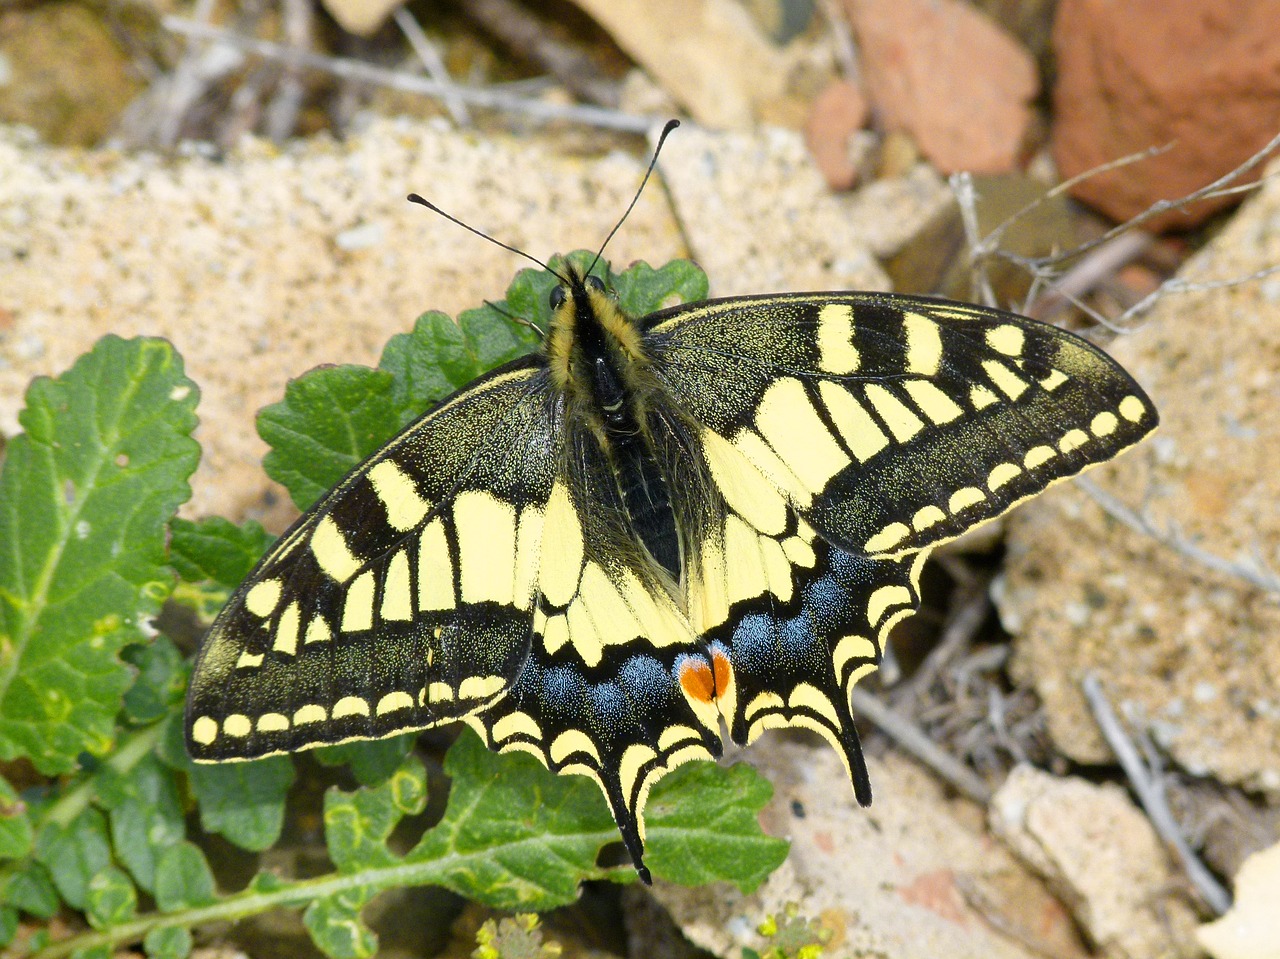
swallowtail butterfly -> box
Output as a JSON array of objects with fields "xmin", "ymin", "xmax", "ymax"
[{"xmin": 185, "ymin": 123, "xmax": 1157, "ymax": 882}]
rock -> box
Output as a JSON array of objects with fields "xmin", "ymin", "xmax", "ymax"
[
  {"xmin": 990, "ymin": 765, "xmax": 1200, "ymax": 959},
  {"xmin": 657, "ymin": 124, "xmax": 951, "ymax": 296},
  {"xmin": 997, "ymin": 160, "xmax": 1280, "ymax": 789},
  {"xmin": 1198, "ymin": 840, "xmax": 1280, "ymax": 959},
  {"xmin": 843, "ymin": 0, "xmax": 1038, "ymax": 174},
  {"xmin": 652, "ymin": 738, "xmax": 1081, "ymax": 959},
  {"xmin": 317, "ymin": 0, "xmax": 403, "ymax": 35},
  {"xmin": 0, "ymin": 119, "xmax": 683, "ymax": 526},
  {"xmin": 1051, "ymin": 0, "xmax": 1280, "ymax": 230},
  {"xmin": 804, "ymin": 79, "xmax": 871, "ymax": 190}
]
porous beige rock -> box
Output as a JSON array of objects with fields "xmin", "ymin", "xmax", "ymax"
[
  {"xmin": 1198, "ymin": 840, "xmax": 1280, "ymax": 959},
  {"xmin": 997, "ymin": 161, "xmax": 1280, "ymax": 790},
  {"xmin": 991, "ymin": 765, "xmax": 1200, "ymax": 959},
  {"xmin": 844, "ymin": 0, "xmax": 1037, "ymax": 174},
  {"xmin": 1052, "ymin": 0, "xmax": 1280, "ymax": 230}
]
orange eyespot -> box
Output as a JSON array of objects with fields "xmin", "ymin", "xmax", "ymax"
[{"xmin": 678, "ymin": 651, "xmax": 734, "ymax": 703}]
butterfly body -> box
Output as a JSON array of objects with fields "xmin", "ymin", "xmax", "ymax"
[{"xmin": 186, "ymin": 257, "xmax": 1157, "ymax": 882}]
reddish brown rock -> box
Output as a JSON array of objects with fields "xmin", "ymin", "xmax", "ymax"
[
  {"xmin": 1052, "ymin": 0, "xmax": 1280, "ymax": 230},
  {"xmin": 844, "ymin": 0, "xmax": 1037, "ymax": 174},
  {"xmin": 805, "ymin": 79, "xmax": 871, "ymax": 190}
]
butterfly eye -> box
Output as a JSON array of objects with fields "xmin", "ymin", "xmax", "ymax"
[
  {"xmin": 549, "ymin": 286, "xmax": 567, "ymax": 311},
  {"xmin": 585, "ymin": 274, "xmax": 606, "ymax": 294}
]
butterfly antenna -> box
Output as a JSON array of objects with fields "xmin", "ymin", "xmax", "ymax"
[
  {"xmin": 406, "ymin": 193, "xmax": 569, "ymax": 284},
  {"xmin": 586, "ymin": 119, "xmax": 680, "ymax": 282}
]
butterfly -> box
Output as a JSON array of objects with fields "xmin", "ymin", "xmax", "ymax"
[{"xmin": 185, "ymin": 123, "xmax": 1158, "ymax": 882}]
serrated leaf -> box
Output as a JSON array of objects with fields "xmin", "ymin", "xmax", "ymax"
[
  {"xmin": 303, "ymin": 890, "xmax": 378, "ymax": 959},
  {"xmin": 0, "ymin": 776, "xmax": 33, "ymax": 859},
  {"xmin": 0, "ymin": 336, "xmax": 200, "ymax": 774},
  {"xmin": 85, "ymin": 865, "xmax": 137, "ymax": 929},
  {"xmin": 613, "ymin": 258, "xmax": 708, "ymax": 317},
  {"xmin": 323, "ymin": 757, "xmax": 427, "ymax": 872},
  {"xmin": 34, "ymin": 807, "xmax": 111, "ymax": 910},
  {"xmin": 642, "ymin": 760, "xmax": 789, "ymax": 891},
  {"xmin": 378, "ymin": 311, "xmax": 478, "ymax": 419},
  {"xmin": 143, "ymin": 924, "xmax": 192, "ymax": 959},
  {"xmin": 0, "ymin": 859, "xmax": 59, "ymax": 917},
  {"xmin": 153, "ymin": 841, "xmax": 215, "ymax": 912},
  {"xmin": 121, "ymin": 637, "xmax": 186, "ymax": 724},
  {"xmin": 97, "ymin": 753, "xmax": 185, "ymax": 892},
  {"xmin": 314, "ymin": 734, "xmax": 414, "ymax": 786},
  {"xmin": 258, "ymin": 365, "xmax": 398, "ymax": 510},
  {"xmin": 187, "ymin": 755, "xmax": 295, "ymax": 852},
  {"xmin": 169, "ymin": 516, "xmax": 273, "ymax": 588}
]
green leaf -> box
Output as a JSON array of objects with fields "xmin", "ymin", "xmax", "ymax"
[
  {"xmin": 97, "ymin": 753, "xmax": 185, "ymax": 892},
  {"xmin": 258, "ymin": 365, "xmax": 398, "ymax": 510},
  {"xmin": 152, "ymin": 841, "xmax": 216, "ymax": 912},
  {"xmin": 323, "ymin": 757, "xmax": 427, "ymax": 872},
  {"xmin": 143, "ymin": 924, "xmax": 193, "ymax": 959},
  {"xmin": 187, "ymin": 755, "xmax": 295, "ymax": 852},
  {"xmin": 70, "ymin": 943, "xmax": 110, "ymax": 959},
  {"xmin": 378, "ymin": 311, "xmax": 478, "ymax": 420},
  {"xmin": 303, "ymin": 890, "xmax": 378, "ymax": 959},
  {"xmin": 121, "ymin": 637, "xmax": 186, "ymax": 724},
  {"xmin": 0, "ymin": 776, "xmax": 33, "ymax": 859},
  {"xmin": 0, "ymin": 336, "xmax": 200, "ymax": 774},
  {"xmin": 34, "ymin": 807, "xmax": 112, "ymax": 910},
  {"xmin": 0, "ymin": 905, "xmax": 16, "ymax": 946},
  {"xmin": 643, "ymin": 761, "xmax": 788, "ymax": 890},
  {"xmin": 169, "ymin": 516, "xmax": 273, "ymax": 588},
  {"xmin": 314, "ymin": 734, "xmax": 415, "ymax": 787},
  {"xmin": 85, "ymin": 865, "xmax": 137, "ymax": 929},
  {"xmin": 0, "ymin": 859, "xmax": 59, "ymax": 917},
  {"xmin": 613, "ymin": 258, "xmax": 708, "ymax": 317}
]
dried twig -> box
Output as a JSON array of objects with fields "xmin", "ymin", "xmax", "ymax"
[
  {"xmin": 1115, "ymin": 261, "xmax": 1280, "ymax": 327},
  {"xmin": 893, "ymin": 586, "xmax": 991, "ymax": 706},
  {"xmin": 1024, "ymin": 230, "xmax": 1154, "ymax": 321},
  {"xmin": 394, "ymin": 7, "xmax": 469, "ymax": 125},
  {"xmin": 849, "ymin": 687, "xmax": 992, "ymax": 803},
  {"xmin": 162, "ymin": 17, "xmax": 655, "ymax": 133},
  {"xmin": 262, "ymin": 0, "xmax": 314, "ymax": 141},
  {"xmin": 1076, "ymin": 477, "xmax": 1280, "ymax": 597},
  {"xmin": 1081, "ymin": 673, "xmax": 1232, "ymax": 915}
]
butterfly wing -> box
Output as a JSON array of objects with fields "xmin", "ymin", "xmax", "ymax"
[{"xmin": 185, "ymin": 359, "xmax": 561, "ymax": 760}]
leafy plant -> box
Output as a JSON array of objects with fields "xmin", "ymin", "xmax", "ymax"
[{"xmin": 0, "ymin": 254, "xmax": 788, "ymax": 958}]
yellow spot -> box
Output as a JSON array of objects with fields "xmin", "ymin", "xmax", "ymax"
[
  {"xmin": 983, "ymin": 360, "xmax": 1029, "ymax": 400},
  {"xmin": 734, "ymin": 429, "xmax": 812, "ymax": 507},
  {"xmin": 274, "ymin": 601, "xmax": 300, "ymax": 656},
  {"xmin": 376, "ymin": 691, "xmax": 414, "ymax": 715},
  {"xmin": 743, "ymin": 691, "xmax": 785, "ymax": 721},
  {"xmin": 863, "ymin": 521, "xmax": 910, "ymax": 554},
  {"xmin": 949, "ymin": 486, "xmax": 985, "ymax": 513},
  {"xmin": 970, "ymin": 384, "xmax": 999, "ymax": 410},
  {"xmin": 1059, "ymin": 429, "xmax": 1089, "ymax": 452},
  {"xmin": 1040, "ymin": 369, "xmax": 1069, "ymax": 391},
  {"xmin": 619, "ymin": 743, "xmax": 658, "ymax": 802},
  {"xmin": 191, "ymin": 716, "xmax": 218, "ymax": 745},
  {"xmin": 236, "ymin": 651, "xmax": 264, "ymax": 669},
  {"xmin": 819, "ymin": 382, "xmax": 889, "ymax": 462},
  {"xmin": 305, "ymin": 616, "xmax": 332, "ymax": 645},
  {"xmin": 756, "ymin": 378, "xmax": 850, "ymax": 494},
  {"xmin": 492, "ymin": 711, "xmax": 542, "ymax": 742},
  {"xmin": 761, "ymin": 536, "xmax": 794, "ymax": 600},
  {"xmin": 782, "ymin": 535, "xmax": 816, "ymax": 568},
  {"xmin": 224, "ymin": 714, "xmax": 251, "ymax": 738},
  {"xmin": 541, "ymin": 612, "xmax": 571, "ymax": 657},
  {"xmin": 454, "ymin": 490, "xmax": 517, "ymax": 605},
  {"xmin": 1024, "ymin": 445, "xmax": 1056, "ymax": 468},
  {"xmin": 846, "ymin": 662, "xmax": 879, "ymax": 688},
  {"xmin": 258, "ymin": 713, "xmax": 289, "ymax": 733},
  {"xmin": 367, "ymin": 460, "xmax": 432, "ymax": 531},
  {"xmin": 912, "ymin": 505, "xmax": 946, "ymax": 531},
  {"xmin": 988, "ymin": 462, "xmax": 1021, "ymax": 490},
  {"xmin": 333, "ymin": 696, "xmax": 369, "ymax": 719},
  {"xmin": 381, "ymin": 550, "xmax": 413, "ymax": 621},
  {"xmin": 817, "ymin": 303, "xmax": 859, "ymax": 374},
  {"xmin": 1119, "ymin": 395, "xmax": 1147, "ymax": 422},
  {"xmin": 427, "ymin": 681, "xmax": 454, "ymax": 702},
  {"xmin": 867, "ymin": 584, "xmax": 912, "ymax": 626},
  {"xmin": 864, "ymin": 384, "xmax": 924, "ymax": 442},
  {"xmin": 903, "ymin": 312, "xmax": 942, "ymax": 375},
  {"xmin": 312, "ymin": 515, "xmax": 362, "ymax": 583},
  {"xmin": 985, "ymin": 324, "xmax": 1024, "ymax": 356},
  {"xmin": 550, "ymin": 729, "xmax": 601, "ymax": 765},
  {"xmin": 903, "ymin": 380, "xmax": 963, "ymax": 425},
  {"xmin": 513, "ymin": 507, "xmax": 544, "ymax": 609},
  {"xmin": 417, "ymin": 518, "xmax": 455, "ymax": 611},
  {"xmin": 341, "ymin": 570, "xmax": 376, "ymax": 633},
  {"xmin": 702, "ymin": 429, "xmax": 788, "ymax": 535},
  {"xmin": 658, "ymin": 724, "xmax": 701, "ymax": 751},
  {"xmin": 540, "ymin": 481, "xmax": 584, "ymax": 607},
  {"xmin": 1091, "ymin": 411, "xmax": 1119, "ymax": 437},
  {"xmin": 244, "ymin": 579, "xmax": 282, "ymax": 618},
  {"xmin": 832, "ymin": 635, "xmax": 877, "ymax": 677},
  {"xmin": 790, "ymin": 682, "xmax": 840, "ymax": 727},
  {"xmin": 459, "ymin": 675, "xmax": 505, "ymax": 700},
  {"xmin": 294, "ymin": 704, "xmax": 326, "ymax": 725}
]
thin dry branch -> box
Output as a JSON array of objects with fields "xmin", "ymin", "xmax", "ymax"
[
  {"xmin": 1081, "ymin": 673, "xmax": 1232, "ymax": 915},
  {"xmin": 162, "ymin": 17, "xmax": 655, "ymax": 133},
  {"xmin": 262, "ymin": 0, "xmax": 313, "ymax": 141},
  {"xmin": 394, "ymin": 7, "xmax": 470, "ymax": 125}
]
